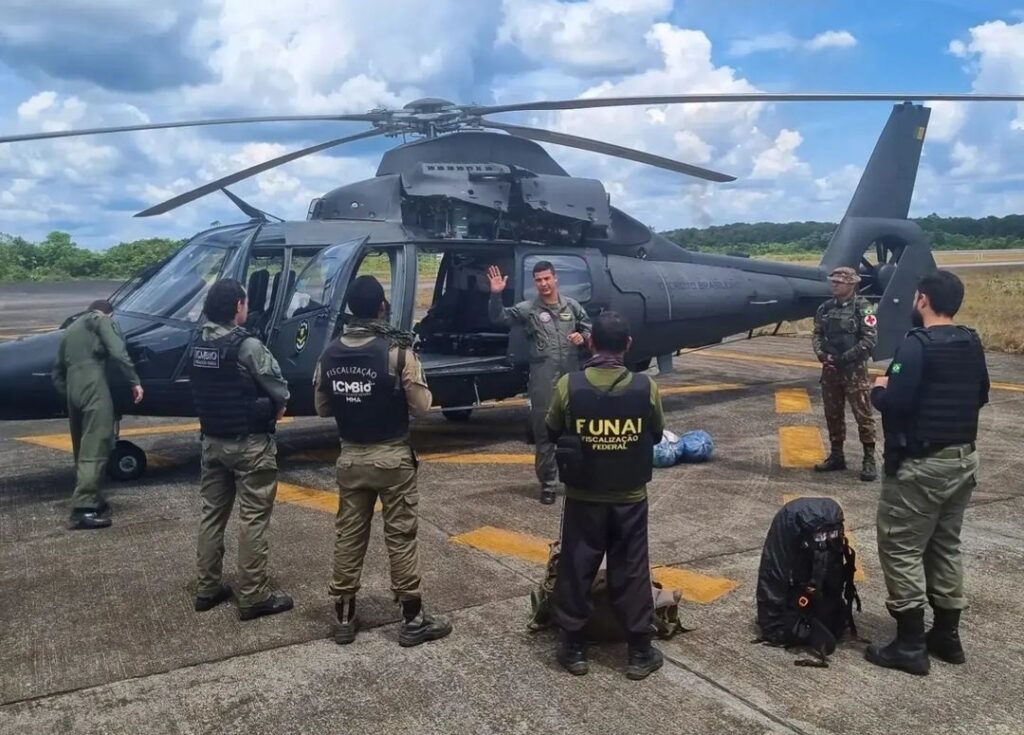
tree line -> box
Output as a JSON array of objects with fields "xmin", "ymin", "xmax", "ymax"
[
  {"xmin": 3, "ymin": 212, "xmax": 1024, "ymax": 281},
  {"xmin": 0, "ymin": 232, "xmax": 184, "ymax": 282},
  {"xmin": 662, "ymin": 213, "xmax": 1024, "ymax": 256}
]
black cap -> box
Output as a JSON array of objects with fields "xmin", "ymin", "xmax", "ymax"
[{"xmin": 346, "ymin": 275, "xmax": 386, "ymax": 319}]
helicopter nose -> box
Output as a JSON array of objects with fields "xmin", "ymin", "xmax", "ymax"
[{"xmin": 0, "ymin": 331, "xmax": 65, "ymax": 420}]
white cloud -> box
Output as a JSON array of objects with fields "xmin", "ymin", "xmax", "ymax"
[
  {"xmin": 806, "ymin": 30, "xmax": 857, "ymax": 51},
  {"xmin": 497, "ymin": 0, "xmax": 671, "ymax": 73},
  {"xmin": 730, "ymin": 29, "xmax": 857, "ymax": 56},
  {"xmin": 751, "ymin": 129, "xmax": 809, "ymax": 179},
  {"xmin": 926, "ymin": 101, "xmax": 967, "ymax": 142}
]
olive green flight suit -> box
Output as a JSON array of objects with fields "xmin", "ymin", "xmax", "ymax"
[
  {"xmin": 489, "ymin": 294, "xmax": 591, "ymax": 492},
  {"xmin": 195, "ymin": 322, "xmax": 290, "ymax": 607},
  {"xmin": 313, "ymin": 324, "xmax": 433, "ymax": 602},
  {"xmin": 51, "ymin": 310, "xmax": 140, "ymax": 512}
]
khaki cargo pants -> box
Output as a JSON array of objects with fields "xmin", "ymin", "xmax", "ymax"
[
  {"xmin": 876, "ymin": 443, "xmax": 979, "ymax": 613},
  {"xmin": 329, "ymin": 443, "xmax": 421, "ymax": 602},
  {"xmin": 196, "ymin": 434, "xmax": 278, "ymax": 607}
]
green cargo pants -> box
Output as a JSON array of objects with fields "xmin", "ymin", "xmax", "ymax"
[
  {"xmin": 876, "ymin": 443, "xmax": 979, "ymax": 613},
  {"xmin": 329, "ymin": 443, "xmax": 421, "ymax": 602},
  {"xmin": 196, "ymin": 434, "xmax": 279, "ymax": 607},
  {"xmin": 529, "ymin": 359, "xmax": 565, "ymax": 493},
  {"xmin": 67, "ymin": 371, "xmax": 116, "ymax": 512}
]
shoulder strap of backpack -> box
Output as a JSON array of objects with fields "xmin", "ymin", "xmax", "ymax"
[{"xmin": 842, "ymin": 537, "xmax": 863, "ymax": 639}]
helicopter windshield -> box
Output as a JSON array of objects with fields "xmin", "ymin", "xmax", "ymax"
[{"xmin": 117, "ymin": 242, "xmax": 231, "ymax": 322}]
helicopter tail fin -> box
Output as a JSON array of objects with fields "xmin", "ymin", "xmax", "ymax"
[{"xmin": 818, "ymin": 102, "xmax": 937, "ymax": 360}]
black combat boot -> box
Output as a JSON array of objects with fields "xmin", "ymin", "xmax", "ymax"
[
  {"xmin": 814, "ymin": 443, "xmax": 846, "ymax": 472},
  {"xmin": 539, "ymin": 485, "xmax": 556, "ymax": 505},
  {"xmin": 398, "ymin": 598, "xmax": 452, "ymax": 647},
  {"xmin": 238, "ymin": 591, "xmax": 294, "ymax": 621},
  {"xmin": 194, "ymin": 583, "xmax": 233, "ymax": 612},
  {"xmin": 865, "ymin": 608, "xmax": 930, "ymax": 675},
  {"xmin": 68, "ymin": 510, "xmax": 112, "ymax": 530},
  {"xmin": 556, "ymin": 629, "xmax": 588, "ymax": 676},
  {"xmin": 926, "ymin": 607, "xmax": 966, "ymax": 664},
  {"xmin": 860, "ymin": 444, "xmax": 877, "ymax": 482},
  {"xmin": 626, "ymin": 635, "xmax": 664, "ymax": 680},
  {"xmin": 334, "ymin": 596, "xmax": 360, "ymax": 645}
]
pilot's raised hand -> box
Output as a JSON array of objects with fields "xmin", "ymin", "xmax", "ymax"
[{"xmin": 487, "ymin": 265, "xmax": 508, "ymax": 294}]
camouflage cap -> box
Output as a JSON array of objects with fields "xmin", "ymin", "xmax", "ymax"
[{"xmin": 828, "ymin": 266, "xmax": 861, "ymax": 284}]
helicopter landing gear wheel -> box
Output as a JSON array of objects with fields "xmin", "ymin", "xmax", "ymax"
[
  {"xmin": 442, "ymin": 408, "xmax": 473, "ymax": 422},
  {"xmin": 107, "ymin": 440, "xmax": 147, "ymax": 482}
]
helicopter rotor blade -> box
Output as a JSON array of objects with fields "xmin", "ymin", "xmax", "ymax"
[
  {"xmin": 0, "ymin": 114, "xmax": 386, "ymax": 145},
  {"xmin": 478, "ymin": 120, "xmax": 735, "ymax": 182},
  {"xmin": 135, "ymin": 127, "xmax": 389, "ymax": 217},
  {"xmin": 471, "ymin": 92, "xmax": 1024, "ymax": 116}
]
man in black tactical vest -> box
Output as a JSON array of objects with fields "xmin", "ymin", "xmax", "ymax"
[
  {"xmin": 189, "ymin": 279, "xmax": 293, "ymax": 621},
  {"xmin": 314, "ymin": 275, "xmax": 451, "ymax": 647},
  {"xmin": 866, "ymin": 270, "xmax": 990, "ymax": 676},
  {"xmin": 545, "ymin": 311, "xmax": 666, "ymax": 680}
]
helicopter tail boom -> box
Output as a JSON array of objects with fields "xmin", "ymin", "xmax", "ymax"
[{"xmin": 818, "ymin": 102, "xmax": 937, "ymax": 360}]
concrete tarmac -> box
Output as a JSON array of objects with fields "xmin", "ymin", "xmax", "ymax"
[{"xmin": 1, "ymin": 287, "xmax": 1023, "ymax": 734}]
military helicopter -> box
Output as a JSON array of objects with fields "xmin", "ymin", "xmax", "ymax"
[{"xmin": 1, "ymin": 91, "xmax": 1020, "ymax": 478}]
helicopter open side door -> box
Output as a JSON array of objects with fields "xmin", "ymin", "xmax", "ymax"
[{"xmin": 269, "ymin": 235, "xmax": 371, "ymax": 413}]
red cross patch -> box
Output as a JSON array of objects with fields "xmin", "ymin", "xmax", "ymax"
[{"xmin": 864, "ymin": 314, "xmax": 878, "ymax": 327}]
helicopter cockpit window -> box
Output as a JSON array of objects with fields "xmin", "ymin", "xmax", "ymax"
[
  {"xmin": 523, "ymin": 255, "xmax": 592, "ymax": 303},
  {"xmin": 285, "ymin": 245, "xmax": 349, "ymax": 320},
  {"xmin": 117, "ymin": 243, "xmax": 230, "ymax": 323}
]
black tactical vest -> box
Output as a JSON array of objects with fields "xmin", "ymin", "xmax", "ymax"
[
  {"xmin": 910, "ymin": 326, "xmax": 986, "ymax": 450},
  {"xmin": 189, "ymin": 330, "xmax": 275, "ymax": 438},
  {"xmin": 567, "ymin": 369, "xmax": 654, "ymax": 493},
  {"xmin": 320, "ymin": 337, "xmax": 409, "ymax": 443}
]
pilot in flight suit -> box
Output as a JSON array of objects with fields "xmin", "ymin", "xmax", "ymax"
[
  {"xmin": 51, "ymin": 300, "xmax": 143, "ymax": 530},
  {"xmin": 487, "ymin": 260, "xmax": 591, "ymax": 505}
]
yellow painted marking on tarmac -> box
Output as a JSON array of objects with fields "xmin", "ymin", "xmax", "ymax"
[
  {"xmin": 779, "ymin": 426, "xmax": 826, "ymax": 468},
  {"xmin": 17, "ymin": 434, "xmax": 78, "ymax": 452},
  {"xmin": 660, "ymin": 382, "xmax": 745, "ymax": 396},
  {"xmin": 275, "ymin": 482, "xmax": 387, "ymax": 513},
  {"xmin": 775, "ymin": 388, "xmax": 811, "ymax": 414},
  {"xmin": 420, "ymin": 452, "xmax": 535, "ymax": 465},
  {"xmin": 694, "ymin": 349, "xmax": 1024, "ymax": 394},
  {"xmin": 15, "ymin": 432, "xmax": 178, "ymax": 468},
  {"xmin": 451, "ymin": 525, "xmax": 553, "ymax": 564},
  {"xmin": 450, "ymin": 525, "xmax": 737, "ymax": 604},
  {"xmin": 784, "ymin": 493, "xmax": 866, "ymax": 581},
  {"xmin": 991, "ymin": 381, "xmax": 1024, "ymax": 393},
  {"xmin": 650, "ymin": 566, "xmax": 740, "ymax": 604},
  {"xmin": 17, "ymin": 418, "xmax": 295, "ymax": 446}
]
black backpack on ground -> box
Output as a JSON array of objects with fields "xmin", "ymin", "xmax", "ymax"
[{"xmin": 755, "ymin": 497, "xmax": 861, "ymax": 666}]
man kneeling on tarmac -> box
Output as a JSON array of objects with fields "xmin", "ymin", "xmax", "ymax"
[{"xmin": 546, "ymin": 310, "xmax": 666, "ymax": 679}]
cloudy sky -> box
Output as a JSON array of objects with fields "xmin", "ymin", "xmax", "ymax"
[{"xmin": 3, "ymin": 0, "xmax": 1024, "ymax": 249}]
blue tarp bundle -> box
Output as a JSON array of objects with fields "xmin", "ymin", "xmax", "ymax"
[{"xmin": 653, "ymin": 429, "xmax": 715, "ymax": 466}]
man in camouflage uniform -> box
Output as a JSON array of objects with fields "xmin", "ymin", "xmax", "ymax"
[
  {"xmin": 487, "ymin": 261, "xmax": 592, "ymax": 505},
  {"xmin": 189, "ymin": 279, "xmax": 293, "ymax": 621},
  {"xmin": 52, "ymin": 300, "xmax": 144, "ymax": 530},
  {"xmin": 315, "ymin": 276, "xmax": 451, "ymax": 647},
  {"xmin": 812, "ymin": 266, "xmax": 878, "ymax": 481}
]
